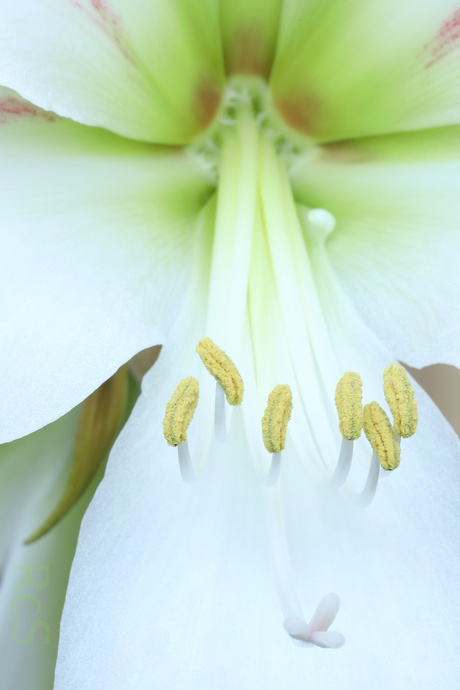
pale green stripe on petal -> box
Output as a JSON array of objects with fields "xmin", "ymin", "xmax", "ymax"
[
  {"xmin": 0, "ymin": 406, "xmax": 100, "ymax": 690},
  {"xmin": 271, "ymin": 0, "xmax": 460, "ymax": 141},
  {"xmin": 291, "ymin": 126, "xmax": 460, "ymax": 367},
  {"xmin": 0, "ymin": 88, "xmax": 214, "ymax": 442}
]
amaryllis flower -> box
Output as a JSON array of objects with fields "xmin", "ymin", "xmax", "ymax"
[{"xmin": 0, "ymin": 0, "xmax": 459, "ymax": 688}]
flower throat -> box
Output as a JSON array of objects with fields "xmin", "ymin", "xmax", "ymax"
[{"xmin": 192, "ymin": 76, "xmax": 314, "ymax": 183}]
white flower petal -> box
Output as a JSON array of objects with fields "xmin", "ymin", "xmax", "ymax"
[
  {"xmin": 55, "ymin": 339, "xmax": 273, "ymax": 689},
  {"xmin": 0, "ymin": 406, "xmax": 98, "ymax": 690},
  {"xmin": 55, "ymin": 177, "xmax": 460, "ymax": 687},
  {"xmin": 0, "ymin": 0, "xmax": 225, "ymax": 143},
  {"xmin": 271, "ymin": 0, "xmax": 460, "ymax": 140},
  {"xmin": 0, "ymin": 88, "xmax": 213, "ymax": 441},
  {"xmin": 55, "ymin": 343, "xmax": 460, "ymax": 688},
  {"xmin": 291, "ymin": 128, "xmax": 460, "ymax": 368}
]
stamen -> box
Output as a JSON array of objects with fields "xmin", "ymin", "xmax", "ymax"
[
  {"xmin": 196, "ymin": 337, "xmax": 244, "ymax": 405},
  {"xmin": 363, "ymin": 402, "xmax": 401, "ymax": 471},
  {"xmin": 328, "ymin": 372, "xmax": 363, "ymax": 488},
  {"xmin": 383, "ymin": 363, "xmax": 418, "ymax": 438},
  {"xmin": 163, "ymin": 376, "xmax": 199, "ymax": 448},
  {"xmin": 335, "ymin": 372, "xmax": 363, "ymax": 441},
  {"xmin": 262, "ymin": 384, "xmax": 293, "ymax": 454},
  {"xmin": 163, "ymin": 377, "xmax": 200, "ymax": 484},
  {"xmin": 260, "ymin": 385, "xmax": 292, "ymax": 486}
]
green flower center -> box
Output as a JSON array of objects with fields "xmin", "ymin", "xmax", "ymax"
[{"xmin": 192, "ymin": 76, "xmax": 316, "ymax": 182}]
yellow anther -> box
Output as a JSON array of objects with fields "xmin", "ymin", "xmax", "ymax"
[
  {"xmin": 334, "ymin": 372, "xmax": 363, "ymax": 440},
  {"xmin": 196, "ymin": 337, "xmax": 244, "ymax": 405},
  {"xmin": 262, "ymin": 384, "xmax": 293, "ymax": 454},
  {"xmin": 163, "ymin": 376, "xmax": 199, "ymax": 447},
  {"xmin": 383, "ymin": 363, "xmax": 418, "ymax": 438},
  {"xmin": 363, "ymin": 402, "xmax": 400, "ymax": 471}
]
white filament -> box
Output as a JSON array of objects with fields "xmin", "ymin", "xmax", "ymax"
[
  {"xmin": 177, "ymin": 441, "xmax": 198, "ymax": 484},
  {"xmin": 327, "ymin": 438, "xmax": 354, "ymax": 489},
  {"xmin": 262, "ymin": 452, "xmax": 282, "ymax": 487},
  {"xmin": 214, "ymin": 383, "xmax": 226, "ymax": 443},
  {"xmin": 346, "ymin": 451, "xmax": 380, "ymax": 508}
]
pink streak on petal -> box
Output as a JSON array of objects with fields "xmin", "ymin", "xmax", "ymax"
[
  {"xmin": 422, "ymin": 8, "xmax": 460, "ymax": 69},
  {"xmin": 0, "ymin": 98, "xmax": 55, "ymax": 124},
  {"xmin": 67, "ymin": 0, "xmax": 135, "ymax": 64}
]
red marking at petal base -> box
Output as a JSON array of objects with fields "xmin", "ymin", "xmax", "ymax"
[
  {"xmin": 319, "ymin": 141, "xmax": 377, "ymax": 165},
  {"xmin": 275, "ymin": 92, "xmax": 322, "ymax": 137},
  {"xmin": 0, "ymin": 98, "xmax": 55, "ymax": 123},
  {"xmin": 193, "ymin": 79, "xmax": 222, "ymax": 132},
  {"xmin": 225, "ymin": 27, "xmax": 271, "ymax": 78}
]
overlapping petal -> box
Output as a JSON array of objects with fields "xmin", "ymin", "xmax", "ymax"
[
  {"xmin": 291, "ymin": 126, "xmax": 460, "ymax": 368},
  {"xmin": 0, "ymin": 88, "xmax": 214, "ymax": 442},
  {"xmin": 0, "ymin": 406, "xmax": 97, "ymax": 690},
  {"xmin": 271, "ymin": 0, "xmax": 460, "ymax": 141},
  {"xmin": 0, "ymin": 0, "xmax": 225, "ymax": 143}
]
